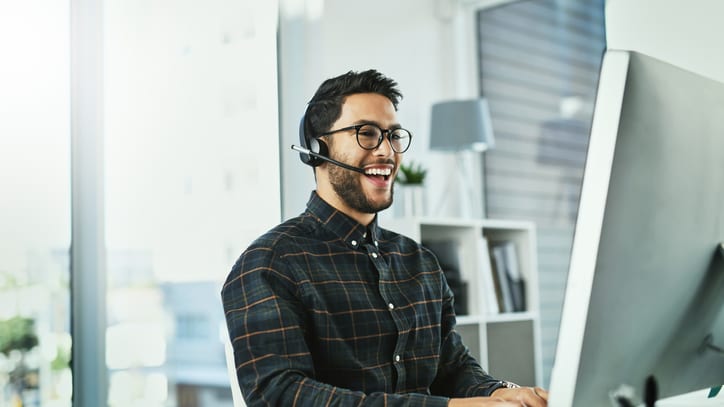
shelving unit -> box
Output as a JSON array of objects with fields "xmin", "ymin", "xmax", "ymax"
[{"xmin": 381, "ymin": 217, "xmax": 542, "ymax": 387}]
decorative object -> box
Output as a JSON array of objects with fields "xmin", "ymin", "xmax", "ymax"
[
  {"xmin": 397, "ymin": 161, "xmax": 427, "ymax": 185},
  {"xmin": 395, "ymin": 161, "xmax": 427, "ymax": 217},
  {"xmin": 429, "ymin": 98, "xmax": 495, "ymax": 218},
  {"xmin": 0, "ymin": 316, "xmax": 39, "ymax": 406},
  {"xmin": 0, "ymin": 317, "xmax": 38, "ymax": 356}
]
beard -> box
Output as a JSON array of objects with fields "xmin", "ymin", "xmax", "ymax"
[{"xmin": 327, "ymin": 156, "xmax": 395, "ymax": 214}]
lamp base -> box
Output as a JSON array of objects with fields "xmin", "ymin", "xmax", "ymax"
[{"xmin": 432, "ymin": 151, "xmax": 486, "ymax": 219}]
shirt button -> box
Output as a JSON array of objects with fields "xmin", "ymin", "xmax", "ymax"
[
  {"xmin": 374, "ymin": 241, "xmax": 379, "ymax": 247},
  {"xmin": 371, "ymin": 252, "xmax": 378, "ymax": 259},
  {"xmin": 395, "ymin": 355, "xmax": 401, "ymax": 362},
  {"xmin": 388, "ymin": 303, "xmax": 394, "ymax": 310},
  {"xmin": 351, "ymin": 240, "xmax": 358, "ymax": 246}
]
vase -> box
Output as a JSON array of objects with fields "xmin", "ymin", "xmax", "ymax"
[{"xmin": 394, "ymin": 184, "xmax": 425, "ymax": 218}]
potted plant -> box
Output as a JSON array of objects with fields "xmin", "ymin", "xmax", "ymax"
[
  {"xmin": 395, "ymin": 161, "xmax": 427, "ymax": 217},
  {"xmin": 397, "ymin": 161, "xmax": 427, "ymax": 185},
  {"xmin": 0, "ymin": 316, "xmax": 39, "ymax": 406}
]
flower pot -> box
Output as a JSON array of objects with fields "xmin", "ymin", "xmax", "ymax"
[{"xmin": 394, "ymin": 184, "xmax": 425, "ymax": 218}]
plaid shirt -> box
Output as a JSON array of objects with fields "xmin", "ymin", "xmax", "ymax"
[{"xmin": 222, "ymin": 192, "xmax": 502, "ymax": 406}]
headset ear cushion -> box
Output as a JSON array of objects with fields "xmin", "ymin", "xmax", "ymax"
[
  {"xmin": 316, "ymin": 138, "xmax": 328, "ymax": 155},
  {"xmin": 308, "ymin": 138, "xmax": 328, "ymax": 167},
  {"xmin": 298, "ymin": 115, "xmax": 316, "ymax": 166},
  {"xmin": 298, "ymin": 113, "xmax": 330, "ymax": 167}
]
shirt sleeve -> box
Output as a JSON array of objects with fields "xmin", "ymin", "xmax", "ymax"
[
  {"xmin": 221, "ymin": 242, "xmax": 451, "ymax": 407},
  {"xmin": 430, "ymin": 278, "xmax": 503, "ymax": 398}
]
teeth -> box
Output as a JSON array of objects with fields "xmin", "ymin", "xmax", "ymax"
[{"xmin": 365, "ymin": 168, "xmax": 392, "ymax": 176}]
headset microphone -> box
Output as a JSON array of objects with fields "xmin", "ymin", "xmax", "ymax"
[{"xmin": 290, "ymin": 144, "xmax": 366, "ymax": 174}]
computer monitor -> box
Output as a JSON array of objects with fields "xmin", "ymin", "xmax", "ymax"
[{"xmin": 548, "ymin": 49, "xmax": 724, "ymax": 406}]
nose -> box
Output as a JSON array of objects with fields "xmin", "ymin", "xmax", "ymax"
[{"xmin": 374, "ymin": 132, "xmax": 395, "ymax": 157}]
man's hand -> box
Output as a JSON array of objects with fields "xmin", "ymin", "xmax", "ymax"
[
  {"xmin": 447, "ymin": 397, "xmax": 532, "ymax": 406},
  {"xmin": 490, "ymin": 386, "xmax": 548, "ymax": 407},
  {"xmin": 447, "ymin": 398, "xmax": 525, "ymax": 406},
  {"xmin": 447, "ymin": 387, "xmax": 548, "ymax": 407}
]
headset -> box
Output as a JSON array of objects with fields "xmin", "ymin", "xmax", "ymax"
[
  {"xmin": 296, "ymin": 113, "xmax": 328, "ymax": 167},
  {"xmin": 292, "ymin": 109, "xmax": 366, "ymax": 174}
]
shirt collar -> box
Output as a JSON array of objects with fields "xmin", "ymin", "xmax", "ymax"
[{"xmin": 306, "ymin": 191, "xmax": 378, "ymax": 249}]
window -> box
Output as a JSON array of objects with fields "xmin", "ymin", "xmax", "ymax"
[
  {"xmin": 103, "ymin": 1, "xmax": 280, "ymax": 406},
  {"xmin": 0, "ymin": 2, "xmax": 72, "ymax": 406},
  {"xmin": 0, "ymin": 2, "xmax": 280, "ymax": 406},
  {"xmin": 477, "ymin": 0, "xmax": 606, "ymax": 386}
]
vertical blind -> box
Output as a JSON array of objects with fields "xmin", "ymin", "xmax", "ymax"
[{"xmin": 477, "ymin": 0, "xmax": 606, "ymax": 386}]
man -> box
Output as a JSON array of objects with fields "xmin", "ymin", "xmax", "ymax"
[{"xmin": 222, "ymin": 70, "xmax": 548, "ymax": 406}]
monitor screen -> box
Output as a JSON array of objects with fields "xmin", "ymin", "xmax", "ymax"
[{"xmin": 549, "ymin": 50, "xmax": 724, "ymax": 406}]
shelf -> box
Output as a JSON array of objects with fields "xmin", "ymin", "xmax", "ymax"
[
  {"xmin": 484, "ymin": 311, "xmax": 538, "ymax": 323},
  {"xmin": 381, "ymin": 217, "xmax": 543, "ymax": 386},
  {"xmin": 457, "ymin": 312, "xmax": 538, "ymax": 325},
  {"xmin": 456, "ymin": 315, "xmax": 484, "ymax": 325}
]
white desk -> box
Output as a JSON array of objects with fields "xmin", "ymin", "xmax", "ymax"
[{"xmin": 654, "ymin": 387, "xmax": 724, "ymax": 406}]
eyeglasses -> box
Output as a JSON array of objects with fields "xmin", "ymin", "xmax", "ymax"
[{"xmin": 319, "ymin": 123, "xmax": 413, "ymax": 153}]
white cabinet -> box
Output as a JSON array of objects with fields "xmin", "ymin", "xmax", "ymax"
[{"xmin": 382, "ymin": 217, "xmax": 543, "ymax": 387}]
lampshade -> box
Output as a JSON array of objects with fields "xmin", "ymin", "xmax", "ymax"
[{"xmin": 429, "ymin": 99, "xmax": 495, "ymax": 152}]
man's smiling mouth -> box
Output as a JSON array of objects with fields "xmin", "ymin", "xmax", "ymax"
[{"xmin": 364, "ymin": 167, "xmax": 392, "ymax": 181}]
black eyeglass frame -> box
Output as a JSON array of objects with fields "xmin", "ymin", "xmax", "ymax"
[{"xmin": 318, "ymin": 123, "xmax": 413, "ymax": 153}]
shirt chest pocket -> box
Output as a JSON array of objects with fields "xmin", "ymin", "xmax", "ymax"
[{"xmin": 302, "ymin": 278, "xmax": 397, "ymax": 341}]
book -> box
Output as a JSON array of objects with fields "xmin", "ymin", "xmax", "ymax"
[
  {"xmin": 477, "ymin": 236, "xmax": 500, "ymax": 314},
  {"xmin": 423, "ymin": 240, "xmax": 460, "ymax": 272},
  {"xmin": 503, "ymin": 242, "xmax": 527, "ymax": 312},
  {"xmin": 491, "ymin": 243, "xmax": 515, "ymax": 313},
  {"xmin": 424, "ymin": 239, "xmax": 468, "ymax": 315},
  {"xmin": 500, "ymin": 241, "xmax": 526, "ymax": 312},
  {"xmin": 487, "ymin": 244, "xmax": 505, "ymax": 312}
]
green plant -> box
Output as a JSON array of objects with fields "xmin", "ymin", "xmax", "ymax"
[
  {"xmin": 0, "ymin": 317, "xmax": 39, "ymax": 355},
  {"xmin": 397, "ymin": 161, "xmax": 427, "ymax": 185},
  {"xmin": 51, "ymin": 344, "xmax": 71, "ymax": 371}
]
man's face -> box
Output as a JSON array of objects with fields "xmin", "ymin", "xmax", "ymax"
[{"xmin": 319, "ymin": 93, "xmax": 402, "ymax": 217}]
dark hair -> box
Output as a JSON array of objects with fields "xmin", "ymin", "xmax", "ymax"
[{"xmin": 304, "ymin": 69, "xmax": 403, "ymax": 139}]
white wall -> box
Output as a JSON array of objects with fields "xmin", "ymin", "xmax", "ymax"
[
  {"xmin": 606, "ymin": 0, "xmax": 724, "ymax": 83},
  {"xmin": 279, "ymin": 0, "xmax": 444, "ymax": 218}
]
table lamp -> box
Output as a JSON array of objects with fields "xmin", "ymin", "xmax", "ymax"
[{"xmin": 429, "ymin": 98, "xmax": 496, "ymax": 218}]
